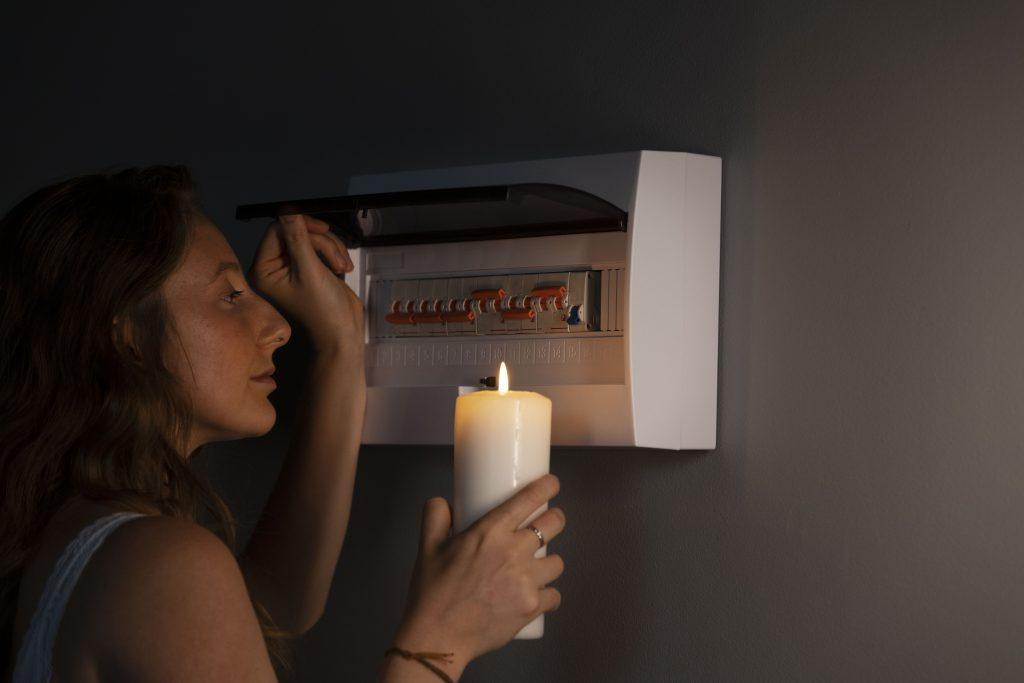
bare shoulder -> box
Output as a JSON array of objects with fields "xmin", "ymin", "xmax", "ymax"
[
  {"xmin": 82, "ymin": 514, "xmax": 238, "ymax": 597},
  {"xmin": 58, "ymin": 514, "xmax": 278, "ymax": 682}
]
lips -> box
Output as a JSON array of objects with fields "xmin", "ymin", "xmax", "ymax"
[
  {"xmin": 251, "ymin": 367, "xmax": 276, "ymax": 380},
  {"xmin": 251, "ymin": 373, "xmax": 276, "ymax": 388}
]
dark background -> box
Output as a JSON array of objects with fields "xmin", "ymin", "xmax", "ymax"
[{"xmin": 4, "ymin": 0, "xmax": 1023, "ymax": 680}]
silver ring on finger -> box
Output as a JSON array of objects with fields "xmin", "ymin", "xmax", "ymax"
[{"xmin": 527, "ymin": 524, "xmax": 545, "ymax": 549}]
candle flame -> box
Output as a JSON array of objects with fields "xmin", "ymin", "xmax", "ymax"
[{"xmin": 498, "ymin": 361, "xmax": 509, "ymax": 394}]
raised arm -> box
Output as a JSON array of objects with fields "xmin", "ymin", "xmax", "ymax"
[
  {"xmin": 237, "ymin": 212, "xmax": 367, "ymax": 635},
  {"xmin": 237, "ymin": 344, "xmax": 366, "ymax": 635}
]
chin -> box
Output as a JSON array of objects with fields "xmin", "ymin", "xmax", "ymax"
[
  {"xmin": 205, "ymin": 395, "xmax": 278, "ymax": 442},
  {"xmin": 233, "ymin": 402, "xmax": 277, "ymax": 440},
  {"xmin": 251, "ymin": 404, "xmax": 277, "ymax": 437}
]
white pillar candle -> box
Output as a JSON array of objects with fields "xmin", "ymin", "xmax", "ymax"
[{"xmin": 453, "ymin": 361, "xmax": 552, "ymax": 639}]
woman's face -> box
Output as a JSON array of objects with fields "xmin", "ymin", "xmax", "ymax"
[{"xmin": 160, "ymin": 214, "xmax": 292, "ymax": 455}]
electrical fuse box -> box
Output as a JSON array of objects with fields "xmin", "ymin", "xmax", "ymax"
[{"xmin": 236, "ymin": 150, "xmax": 721, "ymax": 449}]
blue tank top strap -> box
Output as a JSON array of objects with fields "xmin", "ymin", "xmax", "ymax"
[{"xmin": 12, "ymin": 511, "xmax": 150, "ymax": 683}]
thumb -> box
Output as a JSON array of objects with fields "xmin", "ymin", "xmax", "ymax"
[
  {"xmin": 277, "ymin": 213, "xmax": 321, "ymax": 275},
  {"xmin": 419, "ymin": 496, "xmax": 452, "ymax": 555}
]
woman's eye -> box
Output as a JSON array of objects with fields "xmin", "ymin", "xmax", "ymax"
[{"xmin": 223, "ymin": 289, "xmax": 244, "ymax": 304}]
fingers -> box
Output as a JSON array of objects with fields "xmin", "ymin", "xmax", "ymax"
[
  {"xmin": 253, "ymin": 214, "xmax": 352, "ymax": 282},
  {"xmin": 296, "ymin": 213, "xmax": 353, "ymax": 272},
  {"xmin": 298, "ymin": 214, "xmax": 332, "ymax": 234},
  {"xmin": 308, "ymin": 233, "xmax": 347, "ymax": 274},
  {"xmin": 529, "ymin": 587, "xmax": 562, "ymax": 620},
  {"xmin": 321, "ymin": 228, "xmax": 355, "ymax": 272},
  {"xmin": 529, "ymin": 553, "xmax": 565, "ymax": 587},
  {"xmin": 276, "ymin": 214, "xmax": 321, "ymax": 275},
  {"xmin": 250, "ymin": 219, "xmax": 287, "ymax": 279},
  {"xmin": 516, "ymin": 506, "xmax": 566, "ymax": 555},
  {"xmin": 481, "ymin": 474, "xmax": 560, "ymax": 533},
  {"xmin": 420, "ymin": 497, "xmax": 452, "ymax": 555}
]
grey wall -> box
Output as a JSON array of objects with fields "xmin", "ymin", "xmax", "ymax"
[{"xmin": 4, "ymin": 0, "xmax": 1023, "ymax": 680}]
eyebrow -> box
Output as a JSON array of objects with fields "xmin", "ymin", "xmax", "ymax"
[{"xmin": 208, "ymin": 260, "xmax": 242, "ymax": 285}]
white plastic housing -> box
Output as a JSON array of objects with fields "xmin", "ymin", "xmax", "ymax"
[{"xmin": 346, "ymin": 150, "xmax": 721, "ymax": 450}]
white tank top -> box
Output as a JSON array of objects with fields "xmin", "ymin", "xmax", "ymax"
[{"xmin": 12, "ymin": 511, "xmax": 150, "ymax": 683}]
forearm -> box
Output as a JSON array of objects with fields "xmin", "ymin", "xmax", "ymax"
[
  {"xmin": 239, "ymin": 342, "xmax": 366, "ymax": 634},
  {"xmin": 378, "ymin": 655, "xmax": 465, "ymax": 683},
  {"xmin": 377, "ymin": 620, "xmax": 470, "ymax": 682}
]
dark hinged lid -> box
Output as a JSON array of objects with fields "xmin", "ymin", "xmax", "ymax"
[{"xmin": 235, "ymin": 183, "xmax": 628, "ymax": 248}]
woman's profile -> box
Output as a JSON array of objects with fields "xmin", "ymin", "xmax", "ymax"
[{"xmin": 0, "ymin": 166, "xmax": 566, "ymax": 682}]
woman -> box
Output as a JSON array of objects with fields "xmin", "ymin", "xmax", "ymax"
[{"xmin": 0, "ymin": 166, "xmax": 566, "ymax": 682}]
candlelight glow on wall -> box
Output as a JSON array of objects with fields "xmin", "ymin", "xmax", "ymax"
[{"xmin": 452, "ymin": 362, "xmax": 553, "ymax": 638}]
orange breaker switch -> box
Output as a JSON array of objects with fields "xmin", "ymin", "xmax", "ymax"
[
  {"xmin": 530, "ymin": 285, "xmax": 567, "ymax": 298},
  {"xmin": 531, "ymin": 285, "xmax": 567, "ymax": 311},
  {"xmin": 441, "ymin": 310, "xmax": 476, "ymax": 323},
  {"xmin": 501, "ymin": 308, "xmax": 536, "ymax": 322},
  {"xmin": 386, "ymin": 312, "xmax": 415, "ymax": 324},
  {"xmin": 471, "ymin": 288, "xmax": 506, "ymax": 301}
]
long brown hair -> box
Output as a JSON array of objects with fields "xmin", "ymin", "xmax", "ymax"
[{"xmin": 0, "ymin": 165, "xmax": 295, "ymax": 679}]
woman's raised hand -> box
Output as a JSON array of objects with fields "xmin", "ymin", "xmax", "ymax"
[
  {"xmin": 391, "ymin": 474, "xmax": 567, "ymax": 676},
  {"xmin": 247, "ymin": 213, "xmax": 363, "ymax": 354}
]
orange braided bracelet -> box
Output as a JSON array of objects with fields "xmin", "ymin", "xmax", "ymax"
[{"xmin": 384, "ymin": 646, "xmax": 456, "ymax": 682}]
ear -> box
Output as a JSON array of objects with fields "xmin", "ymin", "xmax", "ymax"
[{"xmin": 112, "ymin": 315, "xmax": 142, "ymax": 361}]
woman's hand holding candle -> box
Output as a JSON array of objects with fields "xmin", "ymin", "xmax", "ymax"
[
  {"xmin": 385, "ymin": 474, "xmax": 566, "ymax": 680},
  {"xmin": 452, "ymin": 361, "xmax": 553, "ymax": 639}
]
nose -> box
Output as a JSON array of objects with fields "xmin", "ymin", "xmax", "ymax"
[{"xmin": 261, "ymin": 308, "xmax": 292, "ymax": 348}]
